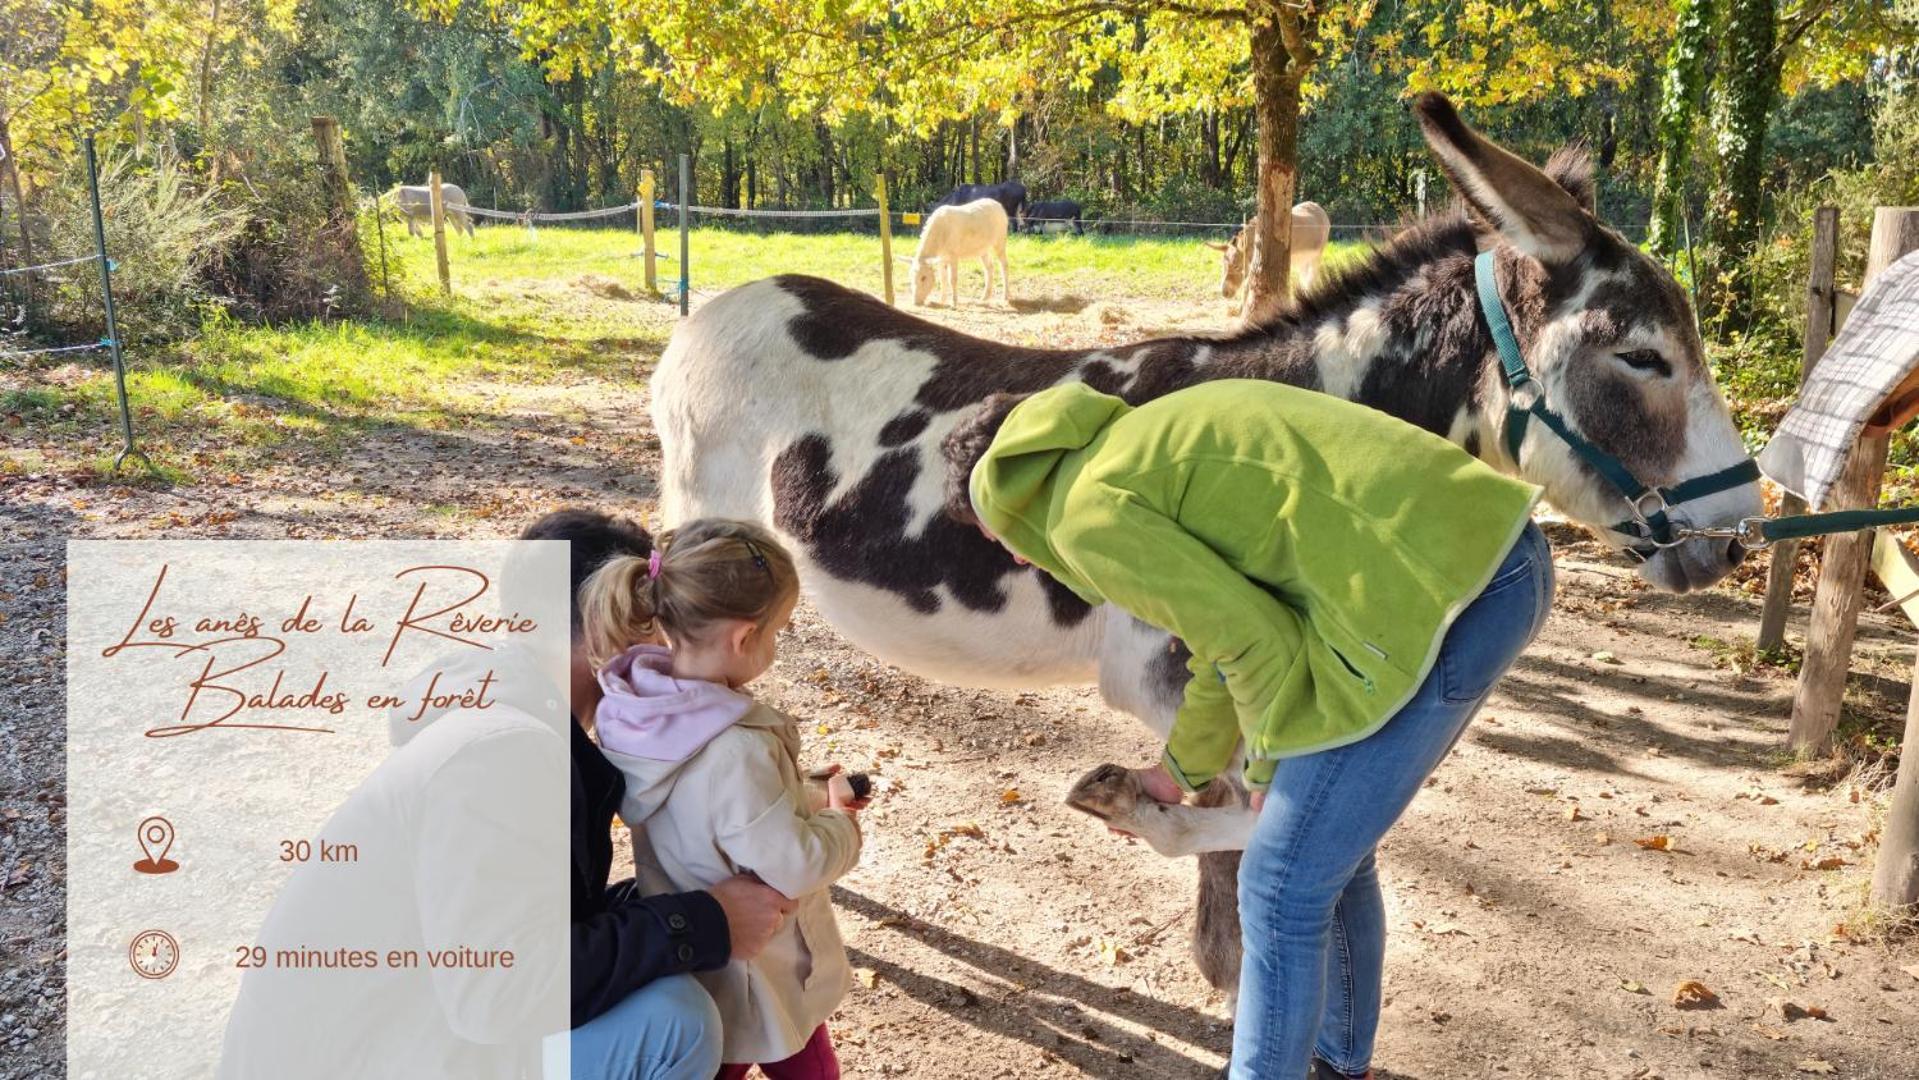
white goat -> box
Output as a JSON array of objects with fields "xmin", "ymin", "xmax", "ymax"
[{"xmin": 903, "ymin": 198, "xmax": 1009, "ymax": 307}]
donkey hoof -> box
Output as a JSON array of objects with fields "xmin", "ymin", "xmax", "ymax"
[{"xmin": 1064, "ymin": 762, "xmax": 1142, "ymax": 822}]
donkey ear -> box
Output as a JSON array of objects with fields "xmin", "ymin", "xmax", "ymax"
[
  {"xmin": 1413, "ymin": 93, "xmax": 1591, "ymax": 264},
  {"xmin": 1543, "ymin": 145, "xmax": 1597, "ymax": 214}
]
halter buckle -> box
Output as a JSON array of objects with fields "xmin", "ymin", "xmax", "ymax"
[
  {"xmin": 1508, "ymin": 382, "xmax": 1542, "ymax": 412},
  {"xmin": 1629, "ymin": 490, "xmax": 1672, "ymax": 527}
]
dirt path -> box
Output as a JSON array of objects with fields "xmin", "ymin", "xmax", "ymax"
[{"xmin": 3, "ymin": 283, "xmax": 1917, "ymax": 1078}]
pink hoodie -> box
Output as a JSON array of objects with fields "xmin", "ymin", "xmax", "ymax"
[{"xmin": 593, "ymin": 645, "xmax": 752, "ymax": 762}]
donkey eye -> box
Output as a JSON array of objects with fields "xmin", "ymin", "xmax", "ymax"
[{"xmin": 1614, "ymin": 349, "xmax": 1672, "ymax": 377}]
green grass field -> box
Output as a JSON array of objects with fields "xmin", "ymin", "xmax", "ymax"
[
  {"xmin": 9, "ymin": 226, "xmax": 1366, "ymax": 482},
  {"xmin": 382, "ymin": 222, "xmax": 1366, "ymax": 304}
]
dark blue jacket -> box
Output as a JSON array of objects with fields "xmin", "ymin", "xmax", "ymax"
[{"xmin": 571, "ymin": 719, "xmax": 729, "ymax": 1027}]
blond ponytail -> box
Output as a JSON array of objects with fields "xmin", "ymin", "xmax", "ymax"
[{"xmin": 578, "ymin": 518, "xmax": 800, "ymax": 667}]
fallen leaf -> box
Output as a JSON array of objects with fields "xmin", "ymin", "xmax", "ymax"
[
  {"xmin": 1524, "ymin": 786, "xmax": 1559, "ymax": 796},
  {"xmin": 853, "ymin": 968, "xmax": 880, "ymax": 989},
  {"xmin": 1000, "ymin": 788, "xmax": 1023, "ymax": 806},
  {"xmin": 1803, "ymin": 856, "xmax": 1847, "ymax": 871},
  {"xmin": 1635, "ymin": 835, "xmax": 1675, "ymax": 852},
  {"xmin": 1565, "ymin": 804, "xmax": 1586, "ymax": 822},
  {"xmin": 1620, "ymin": 979, "xmax": 1649, "ymax": 994},
  {"xmin": 1097, "ymin": 937, "xmax": 1131, "ymax": 966},
  {"xmin": 1794, "ymin": 1059, "xmax": 1835, "ymax": 1074},
  {"xmin": 815, "ymin": 723, "xmax": 832, "ymax": 735},
  {"xmin": 1595, "ymin": 831, "xmax": 1613, "ymax": 846},
  {"xmin": 1672, "ymin": 980, "xmax": 1719, "ymax": 1009},
  {"xmin": 1592, "ymin": 650, "xmax": 1620, "ymax": 664},
  {"xmin": 1751, "ymin": 1024, "xmax": 1790, "ymax": 1041},
  {"xmin": 568, "ymin": 435, "xmax": 586, "ymax": 446},
  {"xmin": 1773, "ymin": 998, "xmax": 1831, "ymax": 1022}
]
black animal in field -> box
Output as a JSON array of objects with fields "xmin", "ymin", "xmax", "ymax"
[
  {"xmin": 1021, "ymin": 198, "xmax": 1084, "ymax": 235},
  {"xmin": 929, "ymin": 180, "xmax": 1027, "ymax": 222}
]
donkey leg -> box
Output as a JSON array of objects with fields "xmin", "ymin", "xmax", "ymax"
[
  {"xmin": 1192, "ymin": 776, "xmax": 1247, "ymax": 998},
  {"xmin": 1064, "ymin": 763, "xmax": 1258, "ymax": 856}
]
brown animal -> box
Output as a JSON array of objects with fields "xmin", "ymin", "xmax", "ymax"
[{"xmin": 1206, "ymin": 201, "xmax": 1332, "ymax": 316}]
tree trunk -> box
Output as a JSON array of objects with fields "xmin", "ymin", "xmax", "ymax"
[
  {"xmin": 0, "ymin": 116, "xmax": 35, "ymax": 279},
  {"xmin": 721, "ymin": 139, "xmax": 740, "ymax": 209},
  {"xmin": 1224, "ymin": 111, "xmax": 1251, "ymax": 186},
  {"xmin": 198, "ymin": 0, "xmax": 224, "ymax": 182},
  {"xmin": 1201, "ymin": 111, "xmax": 1224, "ymax": 189},
  {"xmin": 815, "ymin": 123, "xmax": 835, "ymax": 206},
  {"xmin": 1244, "ymin": 1, "xmax": 1315, "ymax": 323},
  {"xmin": 1706, "ymin": 0, "xmax": 1777, "ymax": 329},
  {"xmin": 1648, "ymin": 0, "xmax": 1714, "ymax": 258},
  {"xmin": 970, "ymin": 119, "xmax": 981, "ymax": 185},
  {"xmin": 1007, "ymin": 116, "xmax": 1020, "ymax": 178}
]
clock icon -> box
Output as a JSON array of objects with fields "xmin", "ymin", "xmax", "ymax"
[{"xmin": 129, "ymin": 929, "xmax": 179, "ymax": 980}]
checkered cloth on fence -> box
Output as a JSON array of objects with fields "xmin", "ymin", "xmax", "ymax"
[{"xmin": 1757, "ymin": 249, "xmax": 1919, "ymax": 510}]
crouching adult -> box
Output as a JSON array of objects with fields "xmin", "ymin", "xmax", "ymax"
[{"xmin": 939, "ymin": 381, "xmax": 1554, "ymax": 1080}]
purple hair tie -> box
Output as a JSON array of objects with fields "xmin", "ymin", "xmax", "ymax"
[{"xmin": 647, "ymin": 550, "xmax": 663, "ymax": 579}]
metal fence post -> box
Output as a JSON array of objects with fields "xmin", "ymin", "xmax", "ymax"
[{"xmin": 84, "ymin": 136, "xmax": 147, "ymax": 472}]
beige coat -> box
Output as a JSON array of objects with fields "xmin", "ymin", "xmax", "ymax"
[{"xmin": 610, "ymin": 702, "xmax": 861, "ymax": 1064}]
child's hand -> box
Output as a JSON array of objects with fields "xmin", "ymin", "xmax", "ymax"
[{"xmin": 825, "ymin": 769, "xmax": 871, "ymax": 812}]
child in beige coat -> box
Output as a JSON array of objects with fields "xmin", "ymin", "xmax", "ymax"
[{"xmin": 581, "ymin": 519, "xmax": 864, "ymax": 1078}]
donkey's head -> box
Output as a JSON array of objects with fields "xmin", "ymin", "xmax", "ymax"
[
  {"xmin": 1414, "ymin": 94, "xmax": 1760, "ymax": 593},
  {"xmin": 1205, "ymin": 224, "xmax": 1253, "ymax": 301}
]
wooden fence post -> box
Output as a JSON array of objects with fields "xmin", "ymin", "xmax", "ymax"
[
  {"xmin": 1757, "ymin": 206, "xmax": 1842, "ymax": 652},
  {"xmin": 310, "ymin": 116, "xmax": 370, "ymax": 298},
  {"xmin": 1874, "ymin": 641, "xmax": 1919, "ymax": 907},
  {"xmin": 876, "ymin": 171, "xmax": 895, "ymax": 306},
  {"xmin": 1788, "ymin": 207, "xmax": 1919, "ymax": 753},
  {"xmin": 428, "ymin": 168, "xmax": 451, "ymax": 298},
  {"xmin": 640, "ymin": 168, "xmax": 657, "ymax": 295}
]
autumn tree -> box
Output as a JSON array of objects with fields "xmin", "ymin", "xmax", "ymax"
[
  {"xmin": 1648, "ymin": 0, "xmax": 1714, "ymax": 258},
  {"xmin": 435, "ymin": 0, "xmax": 1380, "ymax": 317}
]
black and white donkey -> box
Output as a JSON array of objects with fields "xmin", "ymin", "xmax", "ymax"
[{"xmin": 649, "ymin": 95, "xmax": 1762, "ymax": 992}]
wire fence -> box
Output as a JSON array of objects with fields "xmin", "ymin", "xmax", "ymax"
[
  {"xmin": 447, "ymin": 195, "xmax": 1400, "ymax": 240},
  {"xmin": 411, "ymin": 172, "xmax": 1419, "ymax": 314},
  {"xmin": 0, "ymin": 252, "xmax": 108, "ymax": 277},
  {"xmin": 0, "ymin": 137, "xmax": 150, "ymax": 472},
  {"xmin": 0, "ymin": 335, "xmax": 114, "ymax": 360}
]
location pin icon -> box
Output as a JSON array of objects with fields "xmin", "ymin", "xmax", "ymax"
[{"xmin": 135, "ymin": 816, "xmax": 177, "ymax": 874}]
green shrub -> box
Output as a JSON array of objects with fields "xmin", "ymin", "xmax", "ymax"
[{"xmin": 25, "ymin": 149, "xmax": 242, "ymax": 343}]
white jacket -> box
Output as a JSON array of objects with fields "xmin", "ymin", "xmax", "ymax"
[{"xmin": 596, "ymin": 649, "xmax": 860, "ymax": 1064}]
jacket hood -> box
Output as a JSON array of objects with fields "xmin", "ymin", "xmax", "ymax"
[
  {"xmin": 969, "ymin": 382, "xmax": 1128, "ymax": 603},
  {"xmin": 592, "ymin": 644, "xmax": 755, "ymax": 823}
]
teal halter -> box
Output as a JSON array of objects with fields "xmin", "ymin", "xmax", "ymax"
[{"xmin": 1474, "ymin": 250, "xmax": 1761, "ymax": 554}]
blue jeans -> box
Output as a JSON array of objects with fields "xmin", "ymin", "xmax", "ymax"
[
  {"xmin": 1230, "ymin": 523, "xmax": 1553, "ymax": 1079},
  {"xmin": 556, "ymin": 974, "xmax": 723, "ymax": 1080}
]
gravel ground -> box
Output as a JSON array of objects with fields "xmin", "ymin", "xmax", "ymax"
[{"xmin": 1, "ymin": 525, "xmax": 69, "ymax": 1077}]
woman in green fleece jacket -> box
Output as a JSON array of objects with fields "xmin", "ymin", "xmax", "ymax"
[{"xmin": 940, "ymin": 379, "xmax": 1555, "ymax": 1080}]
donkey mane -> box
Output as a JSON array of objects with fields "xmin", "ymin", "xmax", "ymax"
[{"xmin": 1238, "ymin": 144, "xmax": 1595, "ymax": 342}]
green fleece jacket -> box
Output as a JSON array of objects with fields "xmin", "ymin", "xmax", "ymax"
[{"xmin": 970, "ymin": 379, "xmax": 1541, "ymax": 791}]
